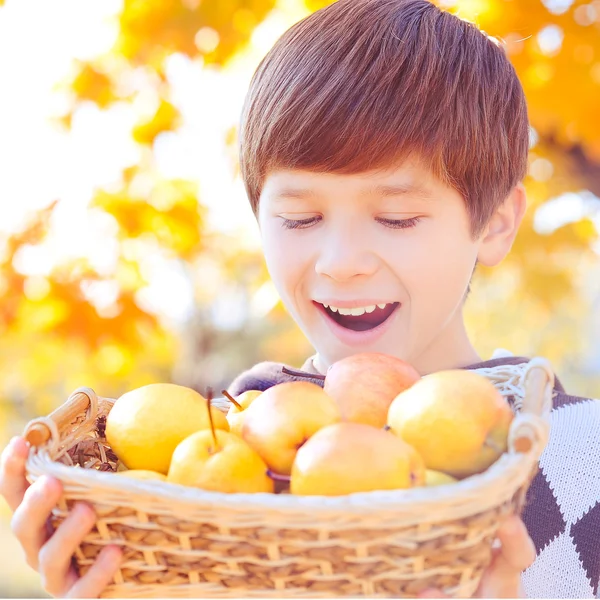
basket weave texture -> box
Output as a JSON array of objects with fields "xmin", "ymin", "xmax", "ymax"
[{"xmin": 24, "ymin": 359, "xmax": 554, "ymax": 598}]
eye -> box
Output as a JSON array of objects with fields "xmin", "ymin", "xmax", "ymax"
[
  {"xmin": 279, "ymin": 216, "xmax": 322, "ymax": 230},
  {"xmin": 376, "ymin": 216, "xmax": 422, "ymax": 230}
]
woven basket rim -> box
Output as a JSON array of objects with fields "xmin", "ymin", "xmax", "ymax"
[{"xmin": 27, "ymin": 437, "xmax": 536, "ymax": 517}]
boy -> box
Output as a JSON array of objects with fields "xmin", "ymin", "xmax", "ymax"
[{"xmin": 1, "ymin": 0, "xmax": 599, "ymax": 597}]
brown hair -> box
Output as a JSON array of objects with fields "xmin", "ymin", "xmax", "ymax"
[{"xmin": 239, "ymin": 0, "xmax": 529, "ymax": 236}]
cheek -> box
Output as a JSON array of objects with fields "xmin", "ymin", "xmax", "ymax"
[
  {"xmin": 260, "ymin": 224, "xmax": 313, "ymax": 299},
  {"xmin": 388, "ymin": 231, "xmax": 477, "ymax": 299}
]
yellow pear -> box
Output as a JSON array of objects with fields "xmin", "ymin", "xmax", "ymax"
[
  {"xmin": 387, "ymin": 370, "xmax": 513, "ymax": 478},
  {"xmin": 106, "ymin": 383, "xmax": 229, "ymax": 474},
  {"xmin": 224, "ymin": 390, "xmax": 262, "ymax": 437},
  {"xmin": 117, "ymin": 470, "xmax": 167, "ymax": 481},
  {"xmin": 291, "ymin": 422, "xmax": 425, "ymax": 496},
  {"xmin": 242, "ymin": 381, "xmax": 341, "ymax": 476},
  {"xmin": 168, "ymin": 429, "xmax": 274, "ymax": 493},
  {"xmin": 425, "ymin": 470, "xmax": 458, "ymax": 486}
]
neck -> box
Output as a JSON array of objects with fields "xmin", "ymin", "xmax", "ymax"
[
  {"xmin": 312, "ymin": 315, "xmax": 481, "ymax": 376},
  {"xmin": 410, "ymin": 317, "xmax": 481, "ymax": 375}
]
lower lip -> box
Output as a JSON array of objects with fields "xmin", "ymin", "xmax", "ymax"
[{"xmin": 314, "ymin": 302, "xmax": 400, "ymax": 347}]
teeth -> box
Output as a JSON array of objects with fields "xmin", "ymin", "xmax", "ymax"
[
  {"xmin": 321, "ymin": 302, "xmax": 391, "ymax": 315},
  {"xmin": 336, "ymin": 307, "xmax": 366, "ymax": 316}
]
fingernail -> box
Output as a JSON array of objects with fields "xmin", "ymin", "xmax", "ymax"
[
  {"xmin": 501, "ymin": 514, "xmax": 521, "ymax": 535},
  {"xmin": 101, "ymin": 545, "xmax": 122, "ymax": 564},
  {"xmin": 31, "ymin": 475, "xmax": 48, "ymax": 491},
  {"xmin": 8, "ymin": 436, "xmax": 28, "ymax": 456},
  {"xmin": 74, "ymin": 502, "xmax": 95, "ymax": 520},
  {"xmin": 37, "ymin": 475, "xmax": 62, "ymax": 496},
  {"xmin": 37, "ymin": 474, "xmax": 53, "ymax": 489}
]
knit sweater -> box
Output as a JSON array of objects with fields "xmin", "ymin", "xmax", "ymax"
[{"xmin": 228, "ymin": 355, "xmax": 600, "ymax": 598}]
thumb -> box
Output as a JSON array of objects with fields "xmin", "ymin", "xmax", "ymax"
[
  {"xmin": 476, "ymin": 516, "xmax": 535, "ymax": 598},
  {"xmin": 0, "ymin": 436, "xmax": 31, "ymax": 513},
  {"xmin": 496, "ymin": 515, "xmax": 537, "ymax": 571}
]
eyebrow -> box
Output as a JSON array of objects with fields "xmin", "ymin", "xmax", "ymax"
[
  {"xmin": 271, "ymin": 182, "xmax": 435, "ymax": 202},
  {"xmin": 372, "ymin": 183, "xmax": 435, "ymax": 201},
  {"xmin": 272, "ymin": 188, "xmax": 318, "ymax": 201}
]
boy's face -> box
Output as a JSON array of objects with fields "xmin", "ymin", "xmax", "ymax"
[{"xmin": 257, "ymin": 160, "xmax": 495, "ymax": 373}]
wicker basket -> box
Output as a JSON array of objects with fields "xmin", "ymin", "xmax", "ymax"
[{"xmin": 23, "ymin": 358, "xmax": 554, "ymax": 599}]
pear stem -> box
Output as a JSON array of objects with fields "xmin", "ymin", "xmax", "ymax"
[
  {"xmin": 221, "ymin": 389, "xmax": 243, "ymax": 411},
  {"xmin": 206, "ymin": 387, "xmax": 219, "ymax": 450},
  {"xmin": 281, "ymin": 366, "xmax": 326, "ymax": 381},
  {"xmin": 266, "ymin": 469, "xmax": 292, "ymax": 482},
  {"xmin": 484, "ymin": 437, "xmax": 503, "ymax": 454}
]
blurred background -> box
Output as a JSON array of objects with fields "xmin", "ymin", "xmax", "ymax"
[{"xmin": 0, "ymin": 0, "xmax": 599, "ymax": 595}]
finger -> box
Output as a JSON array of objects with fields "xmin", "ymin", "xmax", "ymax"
[
  {"xmin": 11, "ymin": 475, "xmax": 62, "ymax": 570},
  {"xmin": 0, "ymin": 436, "xmax": 31, "ymax": 512},
  {"xmin": 38, "ymin": 502, "xmax": 97, "ymax": 596},
  {"xmin": 477, "ymin": 552, "xmax": 525, "ymax": 598},
  {"xmin": 476, "ymin": 516, "xmax": 536, "ymax": 598},
  {"xmin": 65, "ymin": 545, "xmax": 122, "ymax": 599},
  {"xmin": 496, "ymin": 515, "xmax": 537, "ymax": 571}
]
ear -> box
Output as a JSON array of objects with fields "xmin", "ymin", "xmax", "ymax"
[{"xmin": 477, "ymin": 184, "xmax": 527, "ymax": 267}]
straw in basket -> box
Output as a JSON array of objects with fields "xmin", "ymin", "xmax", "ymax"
[{"xmin": 23, "ymin": 357, "xmax": 554, "ymax": 598}]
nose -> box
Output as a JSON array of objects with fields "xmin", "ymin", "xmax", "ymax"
[{"xmin": 314, "ymin": 222, "xmax": 379, "ymax": 282}]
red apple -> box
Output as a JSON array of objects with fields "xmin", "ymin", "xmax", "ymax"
[
  {"xmin": 324, "ymin": 353, "xmax": 420, "ymax": 428},
  {"xmin": 241, "ymin": 381, "xmax": 341, "ymax": 476}
]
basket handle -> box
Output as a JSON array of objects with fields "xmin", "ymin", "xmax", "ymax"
[
  {"xmin": 508, "ymin": 358, "xmax": 554, "ymax": 455},
  {"xmin": 521, "ymin": 357, "xmax": 554, "ymax": 418},
  {"xmin": 23, "ymin": 387, "xmax": 99, "ymax": 450}
]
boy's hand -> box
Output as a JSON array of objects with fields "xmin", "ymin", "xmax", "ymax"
[
  {"xmin": 0, "ymin": 436, "xmax": 122, "ymax": 598},
  {"xmin": 419, "ymin": 515, "xmax": 536, "ymax": 598}
]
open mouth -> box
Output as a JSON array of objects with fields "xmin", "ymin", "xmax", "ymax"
[{"xmin": 314, "ymin": 301, "xmax": 400, "ymax": 332}]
